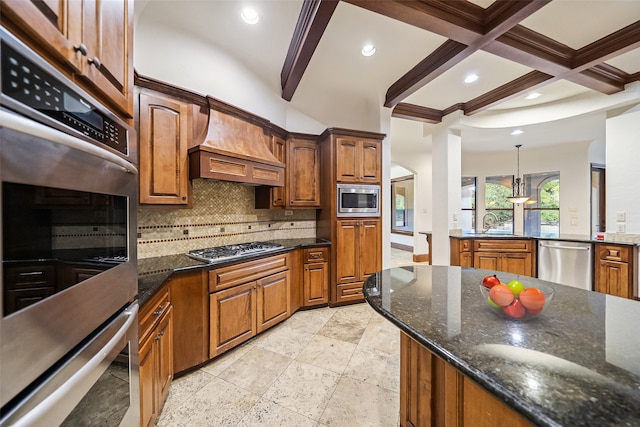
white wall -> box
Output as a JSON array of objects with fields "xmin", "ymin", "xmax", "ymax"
[
  {"xmin": 606, "ymin": 104, "xmax": 640, "ymax": 236},
  {"xmin": 134, "ymin": 23, "xmax": 327, "ymax": 134}
]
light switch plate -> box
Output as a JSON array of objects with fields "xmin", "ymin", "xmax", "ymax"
[
  {"xmin": 616, "ymin": 211, "xmax": 626, "ymax": 221},
  {"xmin": 616, "ymin": 223, "xmax": 626, "ymax": 233}
]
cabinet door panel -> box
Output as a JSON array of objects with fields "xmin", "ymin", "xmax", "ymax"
[
  {"xmin": 79, "ymin": 0, "xmax": 132, "ymax": 115},
  {"xmin": 271, "ymin": 136, "xmax": 286, "ymax": 207},
  {"xmin": 336, "ymin": 221, "xmax": 359, "ymax": 284},
  {"xmin": 139, "ymin": 93, "xmax": 190, "ymax": 204},
  {"xmin": 288, "ymin": 139, "xmax": 320, "ymax": 207},
  {"xmin": 256, "ymin": 271, "xmax": 290, "ymax": 333},
  {"xmin": 598, "ymin": 260, "xmax": 630, "ymax": 298},
  {"xmin": 138, "ymin": 334, "xmax": 156, "ymax": 427},
  {"xmin": 336, "ymin": 138, "xmax": 359, "ymax": 182},
  {"xmin": 360, "ymin": 140, "xmax": 380, "ymax": 183},
  {"xmin": 210, "ymin": 282, "xmax": 256, "ymax": 357},
  {"xmin": 304, "ymin": 262, "xmax": 328, "ymax": 306},
  {"xmin": 156, "ymin": 307, "xmax": 174, "ymax": 411},
  {"xmin": 474, "ymin": 253, "xmax": 501, "ymax": 271},
  {"xmin": 460, "ymin": 252, "xmax": 472, "ymax": 268},
  {"xmin": 360, "ymin": 220, "xmax": 381, "ymax": 279},
  {"xmin": 502, "ymin": 253, "xmax": 532, "ymax": 276}
]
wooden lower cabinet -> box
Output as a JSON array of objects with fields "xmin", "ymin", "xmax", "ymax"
[
  {"xmin": 303, "ymin": 247, "xmax": 329, "ymax": 306},
  {"xmin": 451, "ymin": 238, "xmax": 535, "ymax": 277},
  {"xmin": 334, "ymin": 219, "xmax": 381, "ymax": 304},
  {"xmin": 139, "ymin": 286, "xmax": 174, "ymax": 427},
  {"xmin": 210, "ymin": 264, "xmax": 291, "ymax": 358},
  {"xmin": 594, "ymin": 243, "xmax": 634, "ymax": 299},
  {"xmin": 400, "ymin": 332, "xmax": 533, "ymax": 427}
]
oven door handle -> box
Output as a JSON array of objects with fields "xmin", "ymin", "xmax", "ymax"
[
  {"xmin": 3, "ymin": 303, "xmax": 138, "ymax": 427},
  {"xmin": 0, "ymin": 109, "xmax": 137, "ymax": 175}
]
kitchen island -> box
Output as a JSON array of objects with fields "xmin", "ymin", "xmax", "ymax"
[{"xmin": 363, "ymin": 266, "xmax": 640, "ymax": 426}]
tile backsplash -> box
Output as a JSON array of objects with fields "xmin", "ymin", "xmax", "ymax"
[{"xmin": 137, "ymin": 179, "xmax": 316, "ymax": 258}]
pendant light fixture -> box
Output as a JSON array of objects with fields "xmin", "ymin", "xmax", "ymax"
[{"xmin": 507, "ymin": 144, "xmax": 530, "ymax": 204}]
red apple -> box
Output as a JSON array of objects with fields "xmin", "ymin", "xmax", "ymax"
[
  {"xmin": 503, "ymin": 299, "xmax": 526, "ymax": 319},
  {"xmin": 482, "ymin": 274, "xmax": 501, "ymax": 289}
]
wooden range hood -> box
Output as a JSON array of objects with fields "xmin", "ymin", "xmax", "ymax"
[{"xmin": 189, "ymin": 97, "xmax": 285, "ymax": 186}]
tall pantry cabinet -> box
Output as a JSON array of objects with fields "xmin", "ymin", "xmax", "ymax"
[{"xmin": 318, "ymin": 129, "xmax": 385, "ymax": 305}]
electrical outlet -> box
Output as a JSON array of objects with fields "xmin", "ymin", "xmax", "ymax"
[
  {"xmin": 616, "ymin": 211, "xmax": 626, "ymax": 221},
  {"xmin": 285, "ymin": 210, "xmax": 293, "ymax": 216},
  {"xmin": 616, "ymin": 223, "xmax": 626, "ymax": 233}
]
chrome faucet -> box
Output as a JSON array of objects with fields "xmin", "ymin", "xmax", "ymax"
[{"xmin": 481, "ymin": 212, "xmax": 499, "ymax": 232}]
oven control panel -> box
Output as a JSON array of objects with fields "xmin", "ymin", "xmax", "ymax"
[{"xmin": 1, "ymin": 39, "xmax": 128, "ymax": 155}]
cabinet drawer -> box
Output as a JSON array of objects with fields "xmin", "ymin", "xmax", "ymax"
[
  {"xmin": 303, "ymin": 247, "xmax": 328, "ymax": 263},
  {"xmin": 336, "ymin": 282, "xmax": 364, "ymax": 302},
  {"xmin": 460, "ymin": 239, "xmax": 471, "ymax": 252},
  {"xmin": 5, "ymin": 265, "xmax": 55, "ymax": 289},
  {"xmin": 139, "ymin": 286, "xmax": 171, "ymax": 342},
  {"xmin": 474, "ymin": 239, "xmax": 532, "ymax": 252},
  {"xmin": 209, "ymin": 254, "xmax": 289, "ymax": 292},
  {"xmin": 596, "ymin": 244, "xmax": 631, "ymax": 263}
]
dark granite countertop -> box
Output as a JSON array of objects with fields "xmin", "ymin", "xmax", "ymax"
[
  {"xmin": 137, "ymin": 238, "xmax": 331, "ymax": 306},
  {"xmin": 363, "ymin": 265, "xmax": 640, "ymax": 427},
  {"xmin": 419, "ymin": 231, "xmax": 640, "ymax": 246}
]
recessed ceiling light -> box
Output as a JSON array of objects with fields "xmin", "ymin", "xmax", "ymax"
[
  {"xmin": 464, "ymin": 73, "xmax": 478, "ymax": 84},
  {"xmin": 511, "ymin": 129, "xmax": 524, "ymax": 136},
  {"xmin": 241, "ymin": 7, "xmax": 259, "ymax": 24},
  {"xmin": 361, "ymin": 44, "xmax": 376, "ymax": 57},
  {"xmin": 525, "ymin": 92, "xmax": 541, "ymax": 100}
]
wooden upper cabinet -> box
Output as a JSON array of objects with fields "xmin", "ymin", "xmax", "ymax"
[
  {"xmin": 1, "ymin": 0, "xmax": 134, "ymax": 118},
  {"xmin": 76, "ymin": 0, "xmax": 133, "ymax": 117},
  {"xmin": 336, "ymin": 137, "xmax": 381, "ymax": 183},
  {"xmin": 288, "ymin": 138, "xmax": 320, "ymax": 208},
  {"xmin": 255, "ymin": 135, "xmax": 320, "ymax": 209},
  {"xmin": 138, "ymin": 91, "xmax": 191, "ymax": 205}
]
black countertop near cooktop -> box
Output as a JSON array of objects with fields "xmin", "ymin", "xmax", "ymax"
[
  {"xmin": 363, "ymin": 265, "xmax": 640, "ymax": 427},
  {"xmin": 137, "ymin": 238, "xmax": 331, "ymax": 306}
]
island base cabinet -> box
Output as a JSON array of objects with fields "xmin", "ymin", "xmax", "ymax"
[{"xmin": 400, "ymin": 332, "xmax": 533, "ymax": 427}]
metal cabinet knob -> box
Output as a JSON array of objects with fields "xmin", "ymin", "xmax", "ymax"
[
  {"xmin": 88, "ymin": 57, "xmax": 101, "ymax": 69},
  {"xmin": 74, "ymin": 44, "xmax": 88, "ymax": 56}
]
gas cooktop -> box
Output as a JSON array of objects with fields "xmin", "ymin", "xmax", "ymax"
[{"xmin": 187, "ymin": 242, "xmax": 284, "ymax": 263}]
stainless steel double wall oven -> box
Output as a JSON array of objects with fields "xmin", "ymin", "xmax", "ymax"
[{"xmin": 1, "ymin": 28, "xmax": 139, "ymax": 426}]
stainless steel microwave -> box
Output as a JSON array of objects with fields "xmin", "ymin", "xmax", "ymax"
[{"xmin": 337, "ymin": 184, "xmax": 380, "ymax": 217}]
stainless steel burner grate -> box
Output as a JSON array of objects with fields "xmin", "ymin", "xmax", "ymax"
[{"xmin": 187, "ymin": 242, "xmax": 284, "ymax": 263}]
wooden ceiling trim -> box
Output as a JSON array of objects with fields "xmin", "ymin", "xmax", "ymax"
[
  {"xmin": 384, "ymin": 40, "xmax": 467, "ymax": 107},
  {"xmin": 382, "ymin": 1, "xmax": 548, "ymax": 107},
  {"xmin": 463, "ymin": 71, "xmax": 554, "ymax": 115},
  {"xmin": 280, "ymin": 0, "xmax": 339, "ymax": 101},
  {"xmin": 572, "ymin": 21, "xmax": 640, "ymax": 69},
  {"xmin": 482, "ymin": 0, "xmax": 552, "ymax": 38},
  {"xmin": 392, "ymin": 103, "xmax": 443, "ymax": 123},
  {"xmin": 442, "ymin": 103, "xmax": 466, "ymax": 117},
  {"xmin": 567, "ymin": 65, "xmax": 628, "ymax": 94},
  {"xmin": 344, "ymin": 0, "xmax": 484, "ymax": 44}
]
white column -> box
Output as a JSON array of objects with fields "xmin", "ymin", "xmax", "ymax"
[
  {"xmin": 431, "ymin": 113, "xmax": 462, "ymax": 265},
  {"xmin": 379, "ymin": 107, "xmax": 393, "ymax": 269}
]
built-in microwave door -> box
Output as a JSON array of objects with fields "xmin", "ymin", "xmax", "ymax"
[{"xmin": 0, "ymin": 111, "xmax": 138, "ymax": 408}]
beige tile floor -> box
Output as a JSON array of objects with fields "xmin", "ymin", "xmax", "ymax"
[{"xmin": 156, "ymin": 248, "xmax": 418, "ymax": 427}]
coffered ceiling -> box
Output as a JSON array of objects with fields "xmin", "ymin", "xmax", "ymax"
[{"xmin": 135, "ymin": 0, "xmax": 640, "ymax": 154}]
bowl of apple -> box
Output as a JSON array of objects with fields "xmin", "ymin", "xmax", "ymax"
[{"xmin": 479, "ymin": 274, "xmax": 555, "ymax": 320}]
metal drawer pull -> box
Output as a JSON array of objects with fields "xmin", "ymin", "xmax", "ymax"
[
  {"xmin": 18, "ymin": 271, "xmax": 44, "ymax": 276},
  {"xmin": 153, "ymin": 305, "xmax": 164, "ymax": 316}
]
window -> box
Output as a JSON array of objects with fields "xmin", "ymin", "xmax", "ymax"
[
  {"xmin": 485, "ymin": 175, "xmax": 514, "ymax": 233},
  {"xmin": 524, "ymin": 172, "xmax": 560, "ymax": 235},
  {"xmin": 391, "ymin": 176, "xmax": 414, "ymax": 233},
  {"xmin": 461, "ymin": 177, "xmax": 476, "ymax": 231}
]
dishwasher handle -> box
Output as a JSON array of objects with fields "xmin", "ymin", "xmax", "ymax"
[{"xmin": 539, "ymin": 244, "xmax": 590, "ymax": 251}]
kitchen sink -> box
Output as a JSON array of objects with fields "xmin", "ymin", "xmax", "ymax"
[{"xmin": 462, "ymin": 230, "xmax": 514, "ymax": 236}]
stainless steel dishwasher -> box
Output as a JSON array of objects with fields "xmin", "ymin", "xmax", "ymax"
[{"xmin": 538, "ymin": 240, "xmax": 593, "ymax": 290}]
